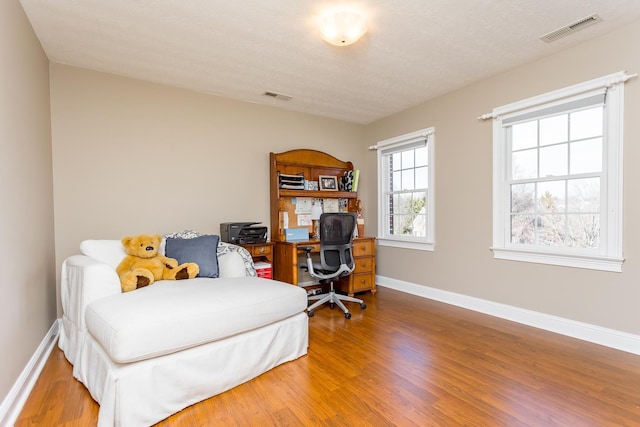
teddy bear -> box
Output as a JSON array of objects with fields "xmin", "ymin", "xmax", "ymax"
[{"xmin": 116, "ymin": 233, "xmax": 199, "ymax": 292}]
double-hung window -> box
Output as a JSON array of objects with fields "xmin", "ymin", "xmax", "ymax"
[
  {"xmin": 375, "ymin": 127, "xmax": 435, "ymax": 251},
  {"xmin": 490, "ymin": 71, "xmax": 633, "ymax": 272}
]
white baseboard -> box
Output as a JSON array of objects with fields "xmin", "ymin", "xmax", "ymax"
[
  {"xmin": 0, "ymin": 319, "xmax": 60, "ymax": 427},
  {"xmin": 377, "ymin": 275, "xmax": 640, "ymax": 356}
]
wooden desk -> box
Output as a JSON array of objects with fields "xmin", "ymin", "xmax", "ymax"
[{"xmin": 273, "ymin": 237, "xmax": 376, "ymax": 296}]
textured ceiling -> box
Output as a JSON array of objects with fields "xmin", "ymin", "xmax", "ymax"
[{"xmin": 19, "ymin": 0, "xmax": 640, "ymax": 124}]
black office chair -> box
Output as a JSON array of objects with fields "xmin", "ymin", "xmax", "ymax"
[{"xmin": 301, "ymin": 212, "xmax": 366, "ymax": 319}]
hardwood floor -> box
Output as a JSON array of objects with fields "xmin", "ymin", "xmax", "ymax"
[{"xmin": 15, "ymin": 287, "xmax": 640, "ymax": 426}]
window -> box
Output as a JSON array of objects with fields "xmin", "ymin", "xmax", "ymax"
[
  {"xmin": 490, "ymin": 71, "xmax": 632, "ymax": 272},
  {"xmin": 375, "ymin": 128, "xmax": 434, "ymax": 250}
]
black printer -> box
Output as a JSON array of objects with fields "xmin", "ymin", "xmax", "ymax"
[{"xmin": 220, "ymin": 222, "xmax": 268, "ymax": 244}]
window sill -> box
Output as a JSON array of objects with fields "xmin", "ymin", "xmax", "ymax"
[
  {"xmin": 378, "ymin": 238, "xmax": 434, "ymax": 251},
  {"xmin": 491, "ymin": 247, "xmax": 624, "ymax": 272}
]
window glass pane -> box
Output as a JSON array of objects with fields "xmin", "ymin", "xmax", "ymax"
[
  {"xmin": 537, "ymin": 214, "xmax": 566, "ymax": 246},
  {"xmin": 570, "ymin": 107, "xmax": 603, "ymax": 140},
  {"xmin": 402, "ymin": 150, "xmax": 414, "ymax": 169},
  {"xmin": 415, "ymin": 166, "xmax": 428, "ymax": 188},
  {"xmin": 567, "ymin": 178, "xmax": 600, "ymax": 212},
  {"xmin": 512, "ymin": 121, "xmax": 537, "ymax": 151},
  {"xmin": 392, "ymin": 170, "xmax": 401, "ymax": 191},
  {"xmin": 512, "ymin": 148, "xmax": 537, "ymax": 180},
  {"xmin": 411, "ymin": 213, "xmax": 427, "ymax": 237},
  {"xmin": 511, "ymin": 214, "xmax": 535, "ymax": 244},
  {"xmin": 511, "ymin": 183, "xmax": 535, "ymax": 213},
  {"xmin": 570, "ymin": 138, "xmax": 602, "ymax": 174},
  {"xmin": 415, "ymin": 147, "xmax": 428, "ymax": 166},
  {"xmin": 391, "ymin": 215, "xmax": 400, "ymax": 236},
  {"xmin": 392, "ymin": 192, "xmax": 427, "ymax": 237},
  {"xmin": 401, "ymin": 169, "xmax": 414, "ymax": 190},
  {"xmin": 392, "ymin": 193, "xmax": 400, "ymax": 214},
  {"xmin": 567, "ymin": 214, "xmax": 599, "ymax": 248},
  {"xmin": 392, "ymin": 152, "xmax": 402, "ymax": 171},
  {"xmin": 539, "ymin": 144, "xmax": 568, "ymax": 177},
  {"xmin": 413, "ymin": 192, "xmax": 426, "ymax": 214},
  {"xmin": 393, "ymin": 215, "xmax": 413, "ymax": 236},
  {"xmin": 537, "ymin": 180, "xmax": 565, "ymax": 213},
  {"xmin": 398, "ymin": 193, "xmax": 413, "ymax": 214},
  {"xmin": 540, "ymin": 114, "xmax": 568, "ymax": 146}
]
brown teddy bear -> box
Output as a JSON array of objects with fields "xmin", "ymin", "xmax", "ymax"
[{"xmin": 116, "ymin": 234, "xmax": 199, "ymax": 292}]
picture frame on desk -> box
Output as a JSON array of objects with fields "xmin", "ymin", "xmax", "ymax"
[
  {"xmin": 319, "ymin": 175, "xmax": 338, "ymax": 191},
  {"xmin": 305, "ymin": 180, "xmax": 319, "ymax": 191}
]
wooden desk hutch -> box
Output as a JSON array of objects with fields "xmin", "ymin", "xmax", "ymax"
[{"xmin": 269, "ymin": 149, "xmax": 376, "ymax": 297}]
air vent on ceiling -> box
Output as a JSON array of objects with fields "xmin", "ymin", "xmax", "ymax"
[
  {"xmin": 263, "ymin": 91, "xmax": 292, "ymax": 101},
  {"xmin": 540, "ymin": 13, "xmax": 603, "ymax": 43}
]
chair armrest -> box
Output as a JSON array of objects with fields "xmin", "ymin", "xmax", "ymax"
[{"xmin": 61, "ymin": 255, "xmax": 121, "ymax": 331}]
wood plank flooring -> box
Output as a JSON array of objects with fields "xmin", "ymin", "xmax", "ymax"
[{"xmin": 15, "ymin": 287, "xmax": 640, "ymax": 426}]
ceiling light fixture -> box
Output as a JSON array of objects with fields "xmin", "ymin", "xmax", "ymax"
[{"xmin": 320, "ymin": 10, "xmax": 367, "ymax": 46}]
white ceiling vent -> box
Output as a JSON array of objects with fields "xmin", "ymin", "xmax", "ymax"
[
  {"xmin": 540, "ymin": 14, "xmax": 603, "ymax": 43},
  {"xmin": 263, "ymin": 91, "xmax": 292, "ymax": 101}
]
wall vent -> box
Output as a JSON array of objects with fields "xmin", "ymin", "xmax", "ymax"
[
  {"xmin": 263, "ymin": 91, "xmax": 292, "ymax": 101},
  {"xmin": 540, "ymin": 13, "xmax": 602, "ymax": 43}
]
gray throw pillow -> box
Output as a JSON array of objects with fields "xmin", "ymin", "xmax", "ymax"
[{"xmin": 165, "ymin": 235, "xmax": 220, "ymax": 278}]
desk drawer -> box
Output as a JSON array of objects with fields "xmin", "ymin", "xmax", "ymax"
[
  {"xmin": 353, "ymin": 239, "xmax": 374, "ymax": 257},
  {"xmin": 353, "ymin": 257, "xmax": 373, "ymax": 274},
  {"xmin": 349, "ymin": 273, "xmax": 374, "ymax": 293},
  {"xmin": 248, "ymin": 244, "xmax": 272, "ymax": 257}
]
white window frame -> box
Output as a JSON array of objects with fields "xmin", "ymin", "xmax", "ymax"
[
  {"xmin": 375, "ymin": 127, "xmax": 435, "ymax": 251},
  {"xmin": 490, "ymin": 71, "xmax": 633, "ymax": 272}
]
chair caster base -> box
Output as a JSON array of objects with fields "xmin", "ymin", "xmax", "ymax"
[{"xmin": 306, "ymin": 286, "xmax": 365, "ymax": 320}]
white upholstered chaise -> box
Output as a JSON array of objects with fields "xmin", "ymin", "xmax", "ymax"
[{"xmin": 58, "ymin": 238, "xmax": 308, "ymax": 426}]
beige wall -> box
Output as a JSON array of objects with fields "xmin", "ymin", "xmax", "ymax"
[
  {"xmin": 364, "ymin": 20, "xmax": 640, "ymax": 335},
  {"xmin": 50, "ymin": 64, "xmax": 366, "ymax": 312},
  {"xmin": 0, "ymin": 0, "xmax": 55, "ymax": 405}
]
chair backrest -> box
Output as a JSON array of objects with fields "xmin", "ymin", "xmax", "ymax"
[{"xmin": 318, "ymin": 212, "xmax": 356, "ymax": 274}]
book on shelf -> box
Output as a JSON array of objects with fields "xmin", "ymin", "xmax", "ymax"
[{"xmin": 352, "ymin": 169, "xmax": 360, "ymax": 192}]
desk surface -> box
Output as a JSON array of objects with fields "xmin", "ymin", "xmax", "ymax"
[{"xmin": 276, "ymin": 236, "xmax": 371, "ymax": 245}]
